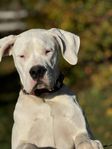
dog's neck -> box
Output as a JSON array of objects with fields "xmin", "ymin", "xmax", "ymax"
[{"xmin": 22, "ymin": 73, "xmax": 64, "ymax": 97}]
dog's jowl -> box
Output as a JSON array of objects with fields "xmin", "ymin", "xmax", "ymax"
[{"xmin": 0, "ymin": 28, "xmax": 104, "ymax": 149}]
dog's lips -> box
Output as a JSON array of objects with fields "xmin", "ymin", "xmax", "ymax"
[
  {"xmin": 23, "ymin": 82, "xmax": 53, "ymax": 96},
  {"xmin": 30, "ymin": 81, "xmax": 51, "ymax": 95}
]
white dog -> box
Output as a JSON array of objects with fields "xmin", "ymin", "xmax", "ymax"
[{"xmin": 0, "ymin": 28, "xmax": 104, "ymax": 149}]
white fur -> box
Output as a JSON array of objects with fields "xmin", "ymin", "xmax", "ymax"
[{"xmin": 0, "ymin": 28, "xmax": 103, "ymax": 149}]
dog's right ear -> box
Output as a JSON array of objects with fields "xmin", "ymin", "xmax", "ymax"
[
  {"xmin": 0, "ymin": 35, "xmax": 16, "ymax": 62},
  {"xmin": 49, "ymin": 28, "xmax": 80, "ymax": 65}
]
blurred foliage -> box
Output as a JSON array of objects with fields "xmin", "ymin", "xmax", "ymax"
[{"xmin": 0, "ymin": 0, "xmax": 112, "ymax": 149}]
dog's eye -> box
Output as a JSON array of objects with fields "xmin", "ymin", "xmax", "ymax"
[
  {"xmin": 45, "ymin": 49, "xmax": 52, "ymax": 55},
  {"xmin": 19, "ymin": 55, "xmax": 25, "ymax": 58}
]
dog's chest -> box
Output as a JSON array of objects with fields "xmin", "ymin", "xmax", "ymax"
[{"xmin": 13, "ymin": 93, "xmax": 75, "ymax": 148}]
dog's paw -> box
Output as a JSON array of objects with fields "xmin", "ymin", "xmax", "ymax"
[
  {"xmin": 74, "ymin": 133, "xmax": 104, "ymax": 149},
  {"xmin": 76, "ymin": 140, "xmax": 103, "ymax": 149},
  {"xmin": 76, "ymin": 140, "xmax": 93, "ymax": 149},
  {"xmin": 91, "ymin": 140, "xmax": 104, "ymax": 149},
  {"xmin": 76, "ymin": 140, "xmax": 104, "ymax": 149}
]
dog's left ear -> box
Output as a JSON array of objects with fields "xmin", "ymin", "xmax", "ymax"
[
  {"xmin": 49, "ymin": 28, "xmax": 80, "ymax": 65},
  {"xmin": 0, "ymin": 35, "xmax": 16, "ymax": 62}
]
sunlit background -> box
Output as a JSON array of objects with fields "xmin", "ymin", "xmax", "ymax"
[{"xmin": 0, "ymin": 0, "xmax": 112, "ymax": 149}]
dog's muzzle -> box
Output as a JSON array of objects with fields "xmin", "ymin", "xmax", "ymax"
[{"xmin": 23, "ymin": 73, "xmax": 64, "ymax": 97}]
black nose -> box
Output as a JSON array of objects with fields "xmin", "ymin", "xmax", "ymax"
[{"xmin": 29, "ymin": 65, "xmax": 47, "ymax": 80}]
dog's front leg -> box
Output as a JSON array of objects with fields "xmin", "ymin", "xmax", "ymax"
[
  {"xmin": 70, "ymin": 98, "xmax": 104, "ymax": 149},
  {"xmin": 74, "ymin": 133, "xmax": 104, "ymax": 149}
]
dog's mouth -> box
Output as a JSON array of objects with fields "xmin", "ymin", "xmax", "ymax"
[
  {"xmin": 23, "ymin": 73, "xmax": 64, "ymax": 96},
  {"xmin": 22, "ymin": 80, "xmax": 47, "ymax": 93},
  {"xmin": 31, "ymin": 81, "xmax": 54, "ymax": 95}
]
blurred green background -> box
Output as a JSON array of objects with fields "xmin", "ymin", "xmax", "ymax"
[{"xmin": 0, "ymin": 0, "xmax": 112, "ymax": 149}]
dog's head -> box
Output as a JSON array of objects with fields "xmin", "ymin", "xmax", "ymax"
[{"xmin": 0, "ymin": 28, "xmax": 80, "ymax": 94}]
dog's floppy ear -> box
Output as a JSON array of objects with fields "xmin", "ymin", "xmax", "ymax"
[
  {"xmin": 0, "ymin": 35, "xmax": 16, "ymax": 62},
  {"xmin": 49, "ymin": 28, "xmax": 80, "ymax": 65}
]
